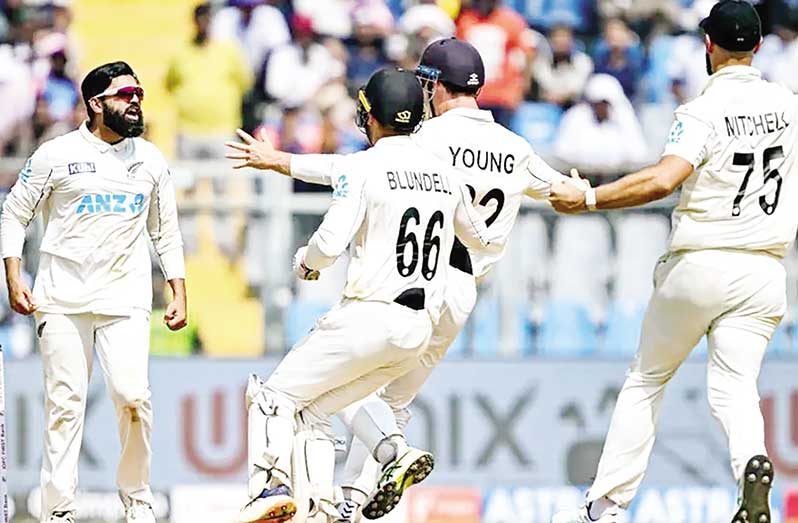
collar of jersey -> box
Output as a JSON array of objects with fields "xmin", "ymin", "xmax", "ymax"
[
  {"xmin": 440, "ymin": 107, "xmax": 494, "ymax": 123},
  {"xmin": 79, "ymin": 121, "xmax": 130, "ymax": 154},
  {"xmin": 702, "ymin": 65, "xmax": 762, "ymax": 94},
  {"xmin": 373, "ymin": 135, "xmax": 412, "ymax": 147}
]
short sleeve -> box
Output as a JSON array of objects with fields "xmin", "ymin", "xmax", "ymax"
[{"xmin": 661, "ymin": 107, "xmax": 714, "ymax": 168}]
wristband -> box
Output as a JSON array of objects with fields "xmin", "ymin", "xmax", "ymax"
[{"xmin": 585, "ymin": 187, "xmax": 597, "ymax": 211}]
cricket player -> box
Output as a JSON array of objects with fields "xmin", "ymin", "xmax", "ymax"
[
  {"xmin": 226, "ymin": 68, "xmax": 495, "ymax": 523},
  {"xmin": 549, "ymin": 2, "xmax": 796, "ymax": 522},
  {"xmin": 233, "ymin": 38, "xmax": 579, "ymax": 521},
  {"xmin": 1, "ymin": 62, "xmax": 186, "ymax": 523}
]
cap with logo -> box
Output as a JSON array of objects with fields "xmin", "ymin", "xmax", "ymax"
[
  {"xmin": 417, "ymin": 37, "xmax": 485, "ymax": 91},
  {"xmin": 356, "ymin": 68, "xmax": 424, "ymax": 133},
  {"xmin": 700, "ymin": 0, "xmax": 762, "ymax": 52}
]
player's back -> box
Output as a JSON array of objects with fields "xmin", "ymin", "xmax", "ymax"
[
  {"xmin": 667, "ymin": 66, "xmax": 798, "ymax": 257},
  {"xmin": 336, "ymin": 135, "xmax": 483, "ymax": 321},
  {"xmin": 413, "ymin": 107, "xmax": 545, "ymax": 278}
]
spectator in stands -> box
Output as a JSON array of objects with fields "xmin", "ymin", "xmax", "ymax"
[
  {"xmin": 211, "ymin": 0, "xmax": 291, "ymax": 72},
  {"xmin": 597, "ymin": 0, "xmax": 680, "ymax": 39},
  {"xmin": 398, "ymin": 0, "xmax": 456, "ymax": 43},
  {"xmin": 165, "ymin": 2, "xmax": 252, "ymax": 158},
  {"xmin": 0, "ymin": 44, "xmax": 36, "ymax": 155},
  {"xmin": 264, "ymin": 14, "xmax": 345, "ymax": 108},
  {"xmin": 457, "ymin": 0, "xmax": 535, "ymax": 128},
  {"xmin": 667, "ymin": 29, "xmax": 708, "ymax": 104},
  {"xmin": 530, "ymin": 22, "xmax": 593, "ymax": 107},
  {"xmin": 294, "ymin": 0, "xmax": 353, "ymax": 39},
  {"xmin": 755, "ymin": 8, "xmax": 798, "ymax": 92},
  {"xmin": 395, "ymin": 0, "xmax": 456, "ymax": 67},
  {"xmin": 554, "ymin": 73, "xmax": 649, "ymax": 172},
  {"xmin": 592, "ymin": 17, "xmax": 644, "ymax": 101},
  {"xmin": 346, "ymin": 3, "xmax": 393, "ymax": 90},
  {"xmin": 40, "ymin": 47, "xmax": 79, "ymax": 123}
]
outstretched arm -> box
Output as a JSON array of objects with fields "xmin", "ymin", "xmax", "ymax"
[
  {"xmin": 549, "ymin": 155, "xmax": 694, "ymax": 213},
  {"xmin": 225, "ymin": 128, "xmax": 340, "ymax": 185}
]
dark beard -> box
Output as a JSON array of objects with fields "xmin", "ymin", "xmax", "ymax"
[
  {"xmin": 705, "ymin": 53, "xmax": 714, "ymax": 76},
  {"xmin": 102, "ymin": 103, "xmax": 145, "ymax": 138}
]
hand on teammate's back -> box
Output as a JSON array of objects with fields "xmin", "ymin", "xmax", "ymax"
[
  {"xmin": 7, "ymin": 277, "xmax": 37, "ymax": 315},
  {"xmin": 550, "ymin": 169, "xmax": 589, "ymax": 214}
]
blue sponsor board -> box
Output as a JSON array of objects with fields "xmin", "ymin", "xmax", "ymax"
[{"xmin": 481, "ymin": 486, "xmax": 784, "ymax": 523}]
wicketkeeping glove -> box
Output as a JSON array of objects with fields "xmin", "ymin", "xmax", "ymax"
[{"xmin": 293, "ymin": 246, "xmax": 320, "ymax": 281}]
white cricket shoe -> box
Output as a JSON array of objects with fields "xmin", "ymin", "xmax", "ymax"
[
  {"xmin": 239, "ymin": 484, "xmax": 297, "ymax": 523},
  {"xmin": 47, "ymin": 512, "xmax": 75, "ymax": 523},
  {"xmin": 552, "ymin": 503, "xmax": 622, "ymax": 523},
  {"xmin": 335, "ymin": 499, "xmax": 362, "ymax": 522},
  {"xmin": 125, "ymin": 500, "xmax": 156, "ymax": 523},
  {"xmin": 361, "ymin": 447, "xmax": 434, "ymax": 520}
]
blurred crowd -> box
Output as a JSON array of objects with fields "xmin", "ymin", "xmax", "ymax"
[
  {"xmin": 2, "ymin": 0, "xmax": 798, "ymax": 171},
  {"xmin": 2, "ymin": 0, "xmax": 798, "ymax": 358}
]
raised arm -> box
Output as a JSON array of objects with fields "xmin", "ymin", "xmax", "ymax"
[{"xmin": 1, "ymin": 147, "xmax": 54, "ymax": 314}]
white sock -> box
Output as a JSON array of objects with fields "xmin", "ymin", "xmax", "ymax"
[{"xmin": 588, "ymin": 497, "xmax": 618, "ymax": 520}]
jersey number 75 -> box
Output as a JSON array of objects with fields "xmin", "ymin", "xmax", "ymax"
[{"xmin": 732, "ymin": 145, "xmax": 784, "ymax": 217}]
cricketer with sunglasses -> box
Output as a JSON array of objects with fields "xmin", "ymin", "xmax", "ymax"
[
  {"xmin": 226, "ymin": 39, "xmax": 580, "ymax": 522},
  {"xmin": 0, "ymin": 61, "xmax": 186, "ymax": 523}
]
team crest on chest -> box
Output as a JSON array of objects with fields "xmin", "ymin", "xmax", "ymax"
[{"xmin": 127, "ymin": 161, "xmax": 144, "ymax": 179}]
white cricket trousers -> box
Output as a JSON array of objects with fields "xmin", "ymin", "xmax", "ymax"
[
  {"xmin": 246, "ymin": 298, "xmax": 433, "ymax": 499},
  {"xmin": 589, "ymin": 249, "xmax": 785, "ymax": 508},
  {"xmin": 35, "ymin": 312, "xmax": 154, "ymax": 519},
  {"xmin": 339, "ymin": 269, "xmax": 477, "ymax": 492}
]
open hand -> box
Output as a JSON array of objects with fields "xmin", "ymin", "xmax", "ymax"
[{"xmin": 225, "ymin": 128, "xmax": 279, "ymax": 170}]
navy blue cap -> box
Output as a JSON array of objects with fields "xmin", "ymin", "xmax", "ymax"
[
  {"xmin": 418, "ymin": 38, "xmax": 485, "ymax": 91},
  {"xmin": 700, "ymin": 0, "xmax": 762, "ymax": 52}
]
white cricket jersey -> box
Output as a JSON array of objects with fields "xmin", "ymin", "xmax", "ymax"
[
  {"xmin": 300, "ymin": 135, "xmax": 493, "ymax": 323},
  {"xmin": 411, "ymin": 107, "xmax": 566, "ymax": 278},
  {"xmin": 291, "ymin": 108, "xmax": 566, "ymax": 280},
  {"xmin": 662, "ymin": 65, "xmax": 798, "ymax": 258},
  {"xmin": 0, "ymin": 123, "xmax": 185, "ymax": 315}
]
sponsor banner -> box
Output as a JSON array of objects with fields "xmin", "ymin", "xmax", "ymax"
[
  {"xmin": 406, "ymin": 487, "xmax": 481, "ymax": 523},
  {"xmin": 6, "ymin": 359, "xmax": 798, "ymax": 494},
  {"xmin": 21, "ymin": 489, "xmax": 168, "ymax": 521},
  {"xmin": 5, "ymin": 485, "xmax": 796, "ymax": 522}
]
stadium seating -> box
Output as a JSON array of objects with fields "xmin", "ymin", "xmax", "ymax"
[
  {"xmin": 510, "ymin": 102, "xmax": 563, "ymax": 155},
  {"xmin": 469, "ymin": 296, "xmax": 501, "ymax": 357},
  {"xmin": 537, "ymin": 215, "xmax": 612, "ymax": 356},
  {"xmin": 602, "ymin": 302, "xmax": 644, "ymax": 357},
  {"xmin": 538, "ymin": 299, "xmax": 597, "ymax": 356}
]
